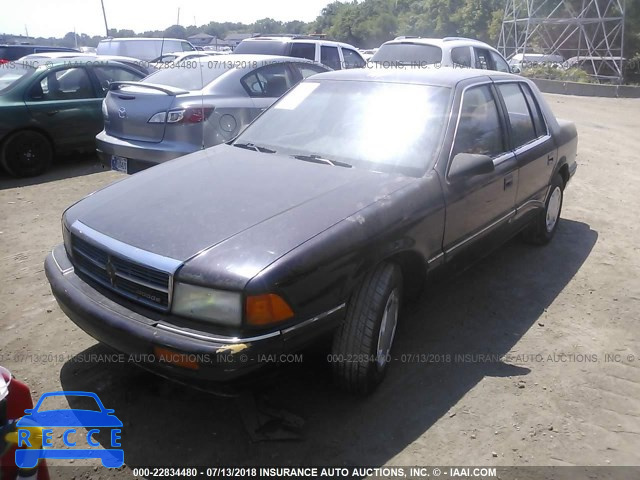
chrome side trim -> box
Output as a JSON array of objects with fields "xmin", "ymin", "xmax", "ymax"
[
  {"xmin": 156, "ymin": 323, "xmax": 281, "ymax": 344},
  {"xmin": 445, "ymin": 210, "xmax": 515, "ymax": 254},
  {"xmin": 281, "ymin": 303, "xmax": 347, "ymax": 335},
  {"xmin": 427, "ymin": 252, "xmax": 444, "ymax": 265},
  {"xmin": 52, "ymin": 248, "xmax": 74, "ymax": 275},
  {"xmin": 70, "ymin": 220, "xmax": 183, "ymax": 274}
]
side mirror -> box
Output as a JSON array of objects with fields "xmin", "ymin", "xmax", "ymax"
[{"xmin": 449, "ymin": 153, "xmax": 495, "ymax": 179}]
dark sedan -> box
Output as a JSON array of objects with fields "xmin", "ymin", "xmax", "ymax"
[
  {"xmin": 45, "ymin": 68, "xmax": 577, "ymax": 393},
  {"xmin": 0, "ymin": 58, "xmax": 145, "ymax": 177}
]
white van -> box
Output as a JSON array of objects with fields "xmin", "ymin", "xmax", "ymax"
[{"xmin": 97, "ymin": 38, "xmax": 195, "ymax": 62}]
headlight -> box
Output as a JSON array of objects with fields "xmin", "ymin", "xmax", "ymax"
[{"xmin": 172, "ymin": 283, "xmax": 242, "ymax": 326}]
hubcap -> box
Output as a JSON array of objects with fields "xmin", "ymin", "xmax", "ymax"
[
  {"xmin": 546, "ymin": 186, "xmax": 562, "ymax": 232},
  {"xmin": 376, "ymin": 288, "xmax": 399, "ymax": 368}
]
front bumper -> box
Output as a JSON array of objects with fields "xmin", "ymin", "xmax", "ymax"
[
  {"xmin": 95, "ymin": 131, "xmax": 196, "ymax": 174},
  {"xmin": 45, "ymin": 245, "xmax": 344, "ymax": 383}
]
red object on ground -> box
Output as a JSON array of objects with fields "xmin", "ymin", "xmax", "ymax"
[{"xmin": 0, "ymin": 369, "xmax": 50, "ymax": 480}]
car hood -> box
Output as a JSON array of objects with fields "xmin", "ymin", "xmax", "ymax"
[{"xmin": 65, "ymin": 144, "xmax": 417, "ymax": 286}]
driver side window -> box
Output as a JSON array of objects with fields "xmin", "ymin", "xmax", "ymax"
[{"xmin": 451, "ymin": 85, "xmax": 506, "ymax": 158}]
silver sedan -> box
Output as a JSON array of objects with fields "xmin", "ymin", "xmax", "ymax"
[{"xmin": 96, "ymin": 54, "xmax": 329, "ymax": 174}]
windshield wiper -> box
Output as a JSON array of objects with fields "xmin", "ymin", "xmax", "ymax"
[
  {"xmin": 292, "ymin": 154, "xmax": 352, "ymax": 169},
  {"xmin": 233, "ymin": 142, "xmax": 276, "ymax": 154}
]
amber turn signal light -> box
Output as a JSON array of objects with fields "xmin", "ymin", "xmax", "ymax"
[{"xmin": 246, "ymin": 294, "xmax": 294, "ymax": 326}]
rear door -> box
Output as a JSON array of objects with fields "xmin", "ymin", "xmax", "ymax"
[
  {"xmin": 24, "ymin": 66, "xmax": 102, "ymax": 150},
  {"xmin": 320, "ymin": 45, "xmax": 342, "ymax": 70},
  {"xmin": 495, "ymin": 81, "xmax": 556, "ymax": 209}
]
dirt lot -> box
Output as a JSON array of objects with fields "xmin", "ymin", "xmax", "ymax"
[{"xmin": 1, "ymin": 93, "xmax": 639, "ymax": 479}]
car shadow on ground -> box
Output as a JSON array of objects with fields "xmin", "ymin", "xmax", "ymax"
[
  {"xmin": 59, "ymin": 219, "xmax": 597, "ymax": 469},
  {"xmin": 0, "ymin": 153, "xmax": 109, "ymax": 189}
]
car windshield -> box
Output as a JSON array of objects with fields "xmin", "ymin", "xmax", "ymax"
[
  {"xmin": 142, "ymin": 61, "xmax": 229, "ymax": 90},
  {"xmin": 0, "ymin": 63, "xmax": 35, "ymax": 94},
  {"xmin": 234, "ymin": 80, "xmax": 451, "ymax": 177},
  {"xmin": 372, "ymin": 43, "xmax": 443, "ymax": 65}
]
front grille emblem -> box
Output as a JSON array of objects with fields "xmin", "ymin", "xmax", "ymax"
[{"xmin": 105, "ymin": 257, "xmax": 117, "ymax": 287}]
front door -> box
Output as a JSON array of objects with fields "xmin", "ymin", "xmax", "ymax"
[{"xmin": 441, "ymin": 83, "xmax": 518, "ymax": 261}]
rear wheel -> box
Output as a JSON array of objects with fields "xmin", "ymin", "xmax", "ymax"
[
  {"xmin": 522, "ymin": 173, "xmax": 564, "ymax": 245},
  {"xmin": 332, "ymin": 262, "xmax": 402, "ymax": 394},
  {"xmin": 1, "ymin": 130, "xmax": 53, "ymax": 178}
]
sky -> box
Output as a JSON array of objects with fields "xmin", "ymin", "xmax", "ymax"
[{"xmin": 0, "ymin": 0, "xmax": 334, "ymax": 38}]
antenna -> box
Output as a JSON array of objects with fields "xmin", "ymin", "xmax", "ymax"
[
  {"xmin": 100, "ymin": 0, "xmax": 110, "ymax": 37},
  {"xmin": 177, "ymin": 7, "xmax": 180, "ymax": 26}
]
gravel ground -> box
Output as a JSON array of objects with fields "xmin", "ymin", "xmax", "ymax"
[{"xmin": 0, "ymin": 93, "xmax": 639, "ymax": 479}]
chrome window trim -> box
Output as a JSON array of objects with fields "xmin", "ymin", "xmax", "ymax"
[{"xmin": 513, "ymin": 134, "xmax": 552, "ymax": 157}]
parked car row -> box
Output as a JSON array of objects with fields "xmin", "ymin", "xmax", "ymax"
[{"xmin": 45, "ymin": 65, "xmax": 578, "ymax": 394}]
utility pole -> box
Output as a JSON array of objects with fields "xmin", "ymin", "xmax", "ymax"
[{"xmin": 100, "ymin": 0, "xmax": 110, "ymax": 37}]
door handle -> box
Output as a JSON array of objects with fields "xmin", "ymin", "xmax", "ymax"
[
  {"xmin": 547, "ymin": 156, "xmax": 554, "ymax": 165},
  {"xmin": 504, "ymin": 174, "xmax": 514, "ymax": 189}
]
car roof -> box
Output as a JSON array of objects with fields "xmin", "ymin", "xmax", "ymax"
[
  {"xmin": 185, "ymin": 53, "xmax": 322, "ymax": 65},
  {"xmin": 308, "ymin": 66, "xmax": 517, "ymax": 87},
  {"xmin": 241, "ymin": 36, "xmax": 358, "ymax": 50},
  {"xmin": 383, "ymin": 37, "xmax": 498, "ymax": 51},
  {"xmin": 99, "ymin": 37, "xmax": 187, "ymax": 42}
]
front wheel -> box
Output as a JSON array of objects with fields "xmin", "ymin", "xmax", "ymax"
[
  {"xmin": 1, "ymin": 130, "xmax": 53, "ymax": 178},
  {"xmin": 522, "ymin": 173, "xmax": 564, "ymax": 245},
  {"xmin": 331, "ymin": 262, "xmax": 402, "ymax": 394}
]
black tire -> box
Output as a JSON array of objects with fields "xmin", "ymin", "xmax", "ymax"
[
  {"xmin": 522, "ymin": 173, "xmax": 564, "ymax": 245},
  {"xmin": 1, "ymin": 130, "xmax": 53, "ymax": 178},
  {"xmin": 332, "ymin": 262, "xmax": 402, "ymax": 394}
]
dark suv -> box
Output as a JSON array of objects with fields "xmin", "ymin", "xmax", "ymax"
[{"xmin": 0, "ymin": 45, "xmax": 79, "ymax": 63}]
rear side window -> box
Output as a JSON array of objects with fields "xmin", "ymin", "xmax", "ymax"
[
  {"xmin": 181, "ymin": 42, "xmax": 195, "ymax": 52},
  {"xmin": 474, "ymin": 48, "xmax": 493, "ymax": 70},
  {"xmin": 320, "ymin": 46, "xmax": 341, "ymax": 70},
  {"xmin": 497, "ymin": 83, "xmax": 537, "ymax": 147},
  {"xmin": 520, "ymin": 83, "xmax": 547, "ymax": 137},
  {"xmin": 490, "ymin": 51, "xmax": 511, "ymax": 72},
  {"xmin": 234, "ymin": 40, "xmax": 288, "ymax": 55},
  {"xmin": 452, "ymin": 85, "xmax": 505, "ymax": 158},
  {"xmin": 341, "ymin": 48, "xmax": 366, "ymax": 69},
  {"xmin": 241, "ymin": 63, "xmax": 294, "ymax": 97},
  {"xmin": 93, "ymin": 66, "xmax": 142, "ymax": 92},
  {"xmin": 290, "ymin": 43, "xmax": 315, "ymax": 61},
  {"xmin": 451, "ymin": 47, "xmax": 472, "ymax": 68}
]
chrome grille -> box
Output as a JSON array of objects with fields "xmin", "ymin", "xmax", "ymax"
[{"xmin": 71, "ymin": 234, "xmax": 171, "ymax": 311}]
